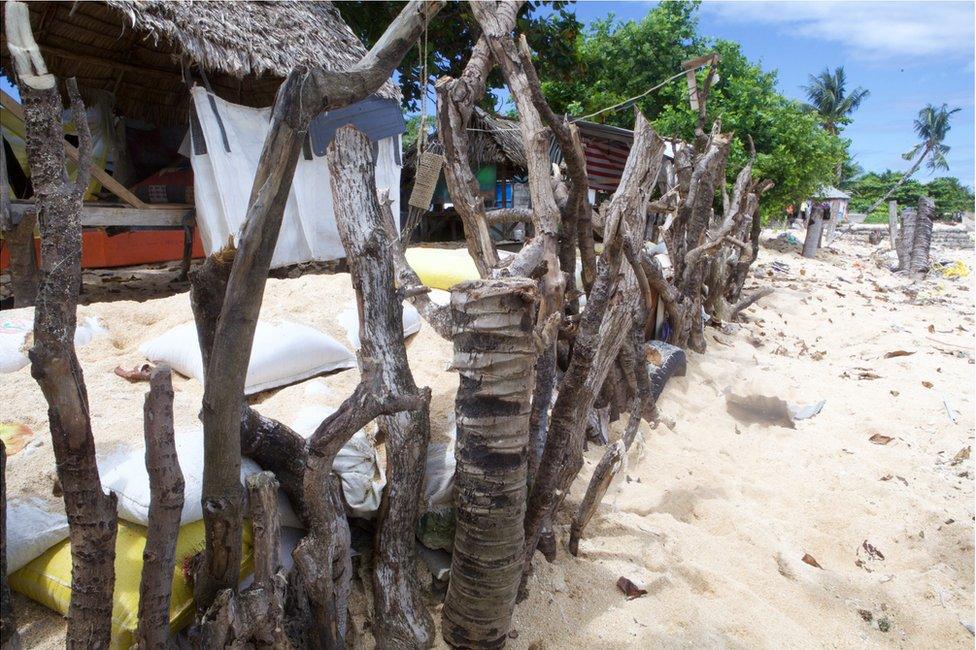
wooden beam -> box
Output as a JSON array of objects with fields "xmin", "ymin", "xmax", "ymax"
[
  {"xmin": 10, "ymin": 201, "xmax": 191, "ymax": 228},
  {"xmin": 1, "ymin": 90, "xmax": 150, "ymax": 208}
]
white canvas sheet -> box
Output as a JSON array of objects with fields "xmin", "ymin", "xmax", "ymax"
[{"xmin": 189, "ymin": 87, "xmax": 401, "ymax": 268}]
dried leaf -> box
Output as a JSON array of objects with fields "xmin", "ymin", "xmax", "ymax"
[
  {"xmin": 0, "ymin": 423, "xmax": 34, "ymax": 455},
  {"xmin": 950, "ymin": 446, "xmax": 971, "ymax": 466},
  {"xmin": 883, "ymin": 350, "xmax": 915, "ymax": 359},
  {"xmin": 861, "ymin": 540, "xmax": 885, "ymax": 561},
  {"xmin": 616, "ymin": 576, "xmax": 647, "ymax": 600},
  {"xmin": 869, "ymin": 434, "xmax": 893, "ymax": 445},
  {"xmin": 921, "ymin": 381, "xmax": 933, "ymax": 388},
  {"xmin": 801, "ymin": 553, "xmax": 823, "ymax": 569}
]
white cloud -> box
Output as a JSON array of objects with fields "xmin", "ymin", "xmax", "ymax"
[{"xmin": 703, "ymin": 1, "xmax": 974, "ymax": 62}]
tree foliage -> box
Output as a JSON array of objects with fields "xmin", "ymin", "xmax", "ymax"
[
  {"xmin": 903, "ymin": 103, "xmax": 962, "ymax": 172},
  {"xmin": 536, "ymin": 3, "xmax": 844, "ymax": 216},
  {"xmin": 801, "ymin": 66, "xmax": 869, "ymax": 135},
  {"xmin": 337, "ymin": 1, "xmax": 581, "ymax": 110},
  {"xmin": 847, "ymin": 171, "xmax": 974, "ymax": 219}
]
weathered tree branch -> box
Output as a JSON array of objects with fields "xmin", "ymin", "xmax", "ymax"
[
  {"xmin": 8, "ymin": 4, "xmax": 118, "ymax": 640},
  {"xmin": 136, "ymin": 366, "xmax": 184, "ymax": 649},
  {"xmin": 0, "ymin": 440, "xmax": 18, "ymax": 650},
  {"xmin": 195, "ymin": 0, "xmax": 442, "ymax": 606}
]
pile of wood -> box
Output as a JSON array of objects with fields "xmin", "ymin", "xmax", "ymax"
[{"xmin": 2, "ymin": 1, "xmax": 773, "ymax": 648}]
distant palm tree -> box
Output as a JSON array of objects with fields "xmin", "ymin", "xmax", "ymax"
[
  {"xmin": 802, "ymin": 66, "xmax": 870, "ymax": 182},
  {"xmin": 865, "ymin": 103, "xmax": 961, "ymax": 214},
  {"xmin": 803, "ymin": 66, "xmax": 870, "ymax": 136}
]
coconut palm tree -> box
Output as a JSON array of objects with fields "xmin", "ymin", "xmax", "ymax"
[
  {"xmin": 802, "ymin": 66, "xmax": 870, "ymax": 181},
  {"xmin": 865, "ymin": 103, "xmax": 961, "ymax": 215}
]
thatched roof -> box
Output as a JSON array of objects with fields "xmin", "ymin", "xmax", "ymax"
[
  {"xmin": 0, "ymin": 0, "xmax": 398, "ymax": 126},
  {"xmin": 404, "ymin": 107, "xmax": 528, "ymax": 173}
]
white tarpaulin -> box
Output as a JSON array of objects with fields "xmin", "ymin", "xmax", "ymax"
[{"xmin": 188, "ymin": 87, "xmax": 402, "ymax": 268}]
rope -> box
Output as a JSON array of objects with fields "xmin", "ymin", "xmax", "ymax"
[{"xmin": 466, "ymin": 67, "xmax": 692, "ymax": 132}]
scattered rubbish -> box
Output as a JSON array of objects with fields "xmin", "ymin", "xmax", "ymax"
[
  {"xmin": 801, "ymin": 553, "xmax": 823, "ymax": 569},
  {"xmin": 879, "ymin": 474, "xmax": 908, "ymax": 486},
  {"xmin": 770, "ymin": 261, "xmax": 791, "ymax": 274},
  {"xmin": 646, "ymin": 341, "xmax": 687, "ymax": 402},
  {"xmin": 941, "ymin": 394, "xmax": 959, "ymax": 423},
  {"xmin": 0, "ymin": 423, "xmax": 34, "ymax": 455},
  {"xmin": 869, "ymin": 434, "xmax": 893, "ymax": 445},
  {"xmin": 933, "ymin": 260, "xmax": 970, "ymax": 280},
  {"xmin": 949, "ymin": 446, "xmax": 970, "ymax": 466},
  {"xmin": 114, "ymin": 363, "xmax": 154, "ymax": 383},
  {"xmin": 791, "ymin": 400, "xmax": 826, "ymax": 421},
  {"xmin": 857, "ymin": 370, "xmax": 881, "ymax": 380},
  {"xmin": 858, "ymin": 609, "xmax": 873, "ymax": 622},
  {"xmin": 616, "ymin": 576, "xmax": 647, "ymax": 600},
  {"xmin": 883, "ymin": 350, "xmax": 915, "ymax": 359},
  {"xmin": 921, "ymin": 381, "xmax": 933, "ymax": 389}
]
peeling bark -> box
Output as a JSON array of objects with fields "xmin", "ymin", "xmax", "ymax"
[
  {"xmin": 136, "ymin": 366, "xmax": 184, "ymax": 649},
  {"xmin": 17, "ymin": 59, "xmax": 118, "ymax": 647},
  {"xmin": 442, "ymin": 278, "xmax": 538, "ymax": 649}
]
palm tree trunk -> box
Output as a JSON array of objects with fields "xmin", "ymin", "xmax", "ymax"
[{"xmin": 865, "ymin": 149, "xmax": 928, "ymax": 215}]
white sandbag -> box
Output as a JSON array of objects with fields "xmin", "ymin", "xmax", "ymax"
[
  {"xmin": 291, "ymin": 406, "xmax": 385, "ymax": 519},
  {"xmin": 337, "ymin": 301, "xmax": 422, "ymax": 349},
  {"xmin": 100, "ymin": 429, "xmax": 302, "ymax": 529},
  {"xmin": 0, "ymin": 312, "xmax": 104, "ymax": 374},
  {"xmin": 139, "ymin": 320, "xmax": 356, "ymax": 395},
  {"xmin": 424, "ymin": 420, "xmax": 457, "ymax": 511},
  {"xmin": 6, "ymin": 499, "xmax": 69, "ymax": 575}
]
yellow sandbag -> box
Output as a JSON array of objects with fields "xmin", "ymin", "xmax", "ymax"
[
  {"xmin": 9, "ymin": 519, "xmax": 253, "ymax": 648},
  {"xmin": 405, "ymin": 247, "xmax": 481, "ymax": 290}
]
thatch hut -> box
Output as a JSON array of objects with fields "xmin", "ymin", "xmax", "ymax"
[{"xmin": 1, "ymin": 0, "xmax": 404, "ymax": 282}]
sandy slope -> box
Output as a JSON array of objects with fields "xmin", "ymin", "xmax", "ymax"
[{"xmin": 5, "ymin": 232, "xmax": 974, "ymax": 648}]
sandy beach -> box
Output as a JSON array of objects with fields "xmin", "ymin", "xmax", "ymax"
[{"xmin": 4, "ymin": 231, "xmax": 973, "ymax": 648}]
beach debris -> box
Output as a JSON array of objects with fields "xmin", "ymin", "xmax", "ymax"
[
  {"xmin": 877, "ymin": 616, "xmax": 891, "ymax": 633},
  {"xmin": 921, "ymin": 380, "xmax": 933, "ymax": 388},
  {"xmin": 869, "ymin": 434, "xmax": 893, "ymax": 445},
  {"xmin": 883, "ymin": 349, "xmax": 915, "ymax": 359},
  {"xmin": 961, "ymin": 621, "xmax": 975, "ymax": 636},
  {"xmin": 791, "ymin": 400, "xmax": 826, "ymax": 421},
  {"xmin": 114, "ymin": 363, "xmax": 154, "ymax": 383},
  {"xmin": 616, "ymin": 576, "xmax": 648, "ymax": 600},
  {"xmin": 879, "ymin": 474, "xmax": 908, "ymax": 485},
  {"xmin": 858, "ymin": 609, "xmax": 873, "ymax": 622},
  {"xmin": 0, "ymin": 422, "xmax": 34, "ymax": 455},
  {"xmin": 941, "ymin": 393, "xmax": 958, "ymax": 423},
  {"xmin": 801, "ymin": 553, "xmax": 823, "ymax": 569}
]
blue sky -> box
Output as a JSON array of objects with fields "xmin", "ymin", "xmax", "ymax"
[{"xmin": 566, "ymin": 1, "xmax": 975, "ymax": 188}]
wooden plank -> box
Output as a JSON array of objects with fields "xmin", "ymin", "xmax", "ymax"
[
  {"xmin": 10, "ymin": 201, "xmax": 191, "ymax": 228},
  {"xmin": 1, "ymin": 89, "xmax": 150, "ymax": 209}
]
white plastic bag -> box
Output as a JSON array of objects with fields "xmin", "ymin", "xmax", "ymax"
[
  {"xmin": 291, "ymin": 406, "xmax": 386, "ymax": 519},
  {"xmin": 6, "ymin": 499, "xmax": 69, "ymax": 574},
  {"xmin": 337, "ymin": 301, "xmax": 422, "ymax": 350},
  {"xmin": 1, "ymin": 312, "xmax": 104, "ymax": 374},
  {"xmin": 100, "ymin": 429, "xmax": 302, "ymax": 529},
  {"xmin": 139, "ymin": 320, "xmax": 356, "ymax": 394}
]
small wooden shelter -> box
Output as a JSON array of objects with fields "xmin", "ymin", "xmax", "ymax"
[{"xmin": 1, "ymin": 0, "xmax": 400, "ymax": 298}]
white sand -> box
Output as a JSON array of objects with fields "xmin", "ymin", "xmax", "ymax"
[{"xmin": 5, "ymin": 233, "xmax": 974, "ymax": 648}]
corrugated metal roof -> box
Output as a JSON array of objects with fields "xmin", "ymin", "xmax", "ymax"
[{"xmin": 815, "ymin": 185, "xmax": 851, "ymax": 200}]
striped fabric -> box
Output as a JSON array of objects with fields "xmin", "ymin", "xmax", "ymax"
[{"xmin": 547, "ymin": 127, "xmax": 634, "ymax": 193}]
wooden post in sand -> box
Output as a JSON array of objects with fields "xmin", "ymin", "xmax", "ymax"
[
  {"xmin": 803, "ymin": 204, "xmax": 825, "ymax": 258},
  {"xmin": 887, "ymin": 201, "xmax": 899, "ymax": 251}
]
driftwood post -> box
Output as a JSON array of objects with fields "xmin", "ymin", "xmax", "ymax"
[
  {"xmin": 6, "ymin": 3, "xmax": 119, "ymax": 644},
  {"xmin": 136, "ymin": 366, "xmax": 184, "ymax": 649},
  {"xmin": 330, "ymin": 128, "xmax": 435, "ymax": 649},
  {"xmin": 910, "ymin": 196, "xmax": 934, "ymax": 276},
  {"xmin": 802, "ymin": 204, "xmax": 825, "ymax": 258},
  {"xmin": 193, "ymin": 0, "xmax": 443, "ymax": 609},
  {"xmin": 442, "ymin": 278, "xmax": 538, "ymax": 649},
  {"xmin": 1, "ymin": 440, "xmax": 19, "ymax": 650},
  {"xmin": 887, "ymin": 201, "xmax": 899, "ymax": 252},
  {"xmin": 897, "ymin": 207, "xmax": 917, "ymax": 272}
]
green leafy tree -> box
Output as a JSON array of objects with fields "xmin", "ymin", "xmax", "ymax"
[
  {"xmin": 338, "ymin": 1, "xmax": 581, "ymax": 110},
  {"xmin": 864, "ymin": 103, "xmax": 961, "ymax": 214},
  {"xmin": 539, "ymin": 4, "xmax": 843, "ymax": 217},
  {"xmin": 848, "ymin": 170, "xmax": 973, "ymax": 220}
]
